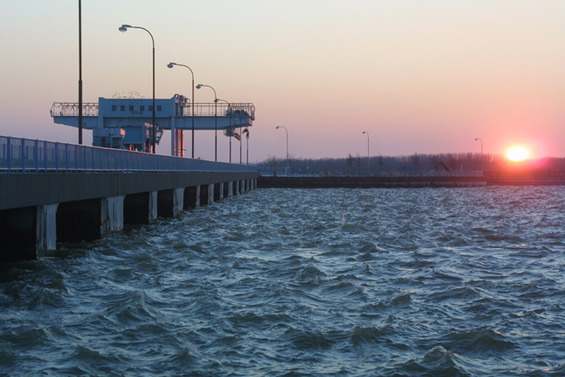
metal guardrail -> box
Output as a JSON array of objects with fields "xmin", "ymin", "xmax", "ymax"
[
  {"xmin": 50, "ymin": 102, "xmax": 99, "ymax": 117},
  {"xmin": 50, "ymin": 102, "xmax": 256, "ymax": 121},
  {"xmin": 0, "ymin": 136, "xmax": 257, "ymax": 173},
  {"xmin": 189, "ymin": 103, "xmax": 256, "ymax": 120}
]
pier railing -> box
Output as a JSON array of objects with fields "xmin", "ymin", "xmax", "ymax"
[{"xmin": 0, "ymin": 136, "xmax": 256, "ymax": 173}]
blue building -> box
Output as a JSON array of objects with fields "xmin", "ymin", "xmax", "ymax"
[{"xmin": 51, "ymin": 95, "xmax": 255, "ymax": 157}]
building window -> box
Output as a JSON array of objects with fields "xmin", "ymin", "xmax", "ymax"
[
  {"xmin": 149, "ymin": 106, "xmax": 153, "ymax": 111},
  {"xmin": 129, "ymin": 105, "xmax": 134, "ymax": 112},
  {"xmin": 120, "ymin": 105, "xmax": 125, "ymax": 111},
  {"xmin": 157, "ymin": 105, "xmax": 162, "ymax": 112},
  {"xmin": 111, "ymin": 105, "xmax": 117, "ymax": 111},
  {"xmin": 140, "ymin": 105, "xmax": 145, "ymax": 111}
]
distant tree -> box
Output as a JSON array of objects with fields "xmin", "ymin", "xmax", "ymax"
[
  {"xmin": 377, "ymin": 155, "xmax": 385, "ymax": 173},
  {"xmin": 265, "ymin": 155, "xmax": 278, "ymax": 175},
  {"xmin": 346, "ymin": 154, "xmax": 354, "ymax": 175},
  {"xmin": 356, "ymin": 154, "xmax": 362, "ymax": 176},
  {"xmin": 411, "ymin": 153, "xmax": 421, "ymax": 174}
]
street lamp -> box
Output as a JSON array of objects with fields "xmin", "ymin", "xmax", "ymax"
[
  {"xmin": 238, "ymin": 115, "xmax": 242, "ymax": 164},
  {"xmin": 475, "ymin": 137, "xmax": 484, "ymax": 175},
  {"xmin": 215, "ymin": 98, "xmax": 233, "ymax": 163},
  {"xmin": 196, "ymin": 84, "xmax": 218, "ymax": 161},
  {"xmin": 276, "ymin": 125, "xmax": 290, "ymax": 174},
  {"xmin": 119, "ymin": 24, "xmax": 156, "ymax": 153},
  {"xmin": 168, "ymin": 62, "xmax": 195, "ymax": 158},
  {"xmin": 362, "ymin": 131, "xmax": 370, "ymax": 175},
  {"xmin": 242, "ymin": 128, "xmax": 249, "ymax": 165},
  {"xmin": 78, "ymin": 0, "xmax": 83, "ymax": 145}
]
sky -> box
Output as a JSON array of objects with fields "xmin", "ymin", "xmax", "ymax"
[{"xmin": 1, "ymin": 0, "xmax": 565, "ymax": 162}]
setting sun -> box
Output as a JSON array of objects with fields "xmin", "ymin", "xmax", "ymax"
[{"xmin": 506, "ymin": 145, "xmax": 530, "ymax": 162}]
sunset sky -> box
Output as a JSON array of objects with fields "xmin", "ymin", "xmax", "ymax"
[{"xmin": 1, "ymin": 0, "xmax": 565, "ymax": 162}]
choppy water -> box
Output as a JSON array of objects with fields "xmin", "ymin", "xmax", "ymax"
[{"xmin": 1, "ymin": 187, "xmax": 565, "ymax": 376}]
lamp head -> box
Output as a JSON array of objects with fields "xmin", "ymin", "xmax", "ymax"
[
  {"xmin": 167, "ymin": 62, "xmax": 175, "ymax": 69},
  {"xmin": 119, "ymin": 24, "xmax": 131, "ymax": 32},
  {"xmin": 276, "ymin": 126, "xmax": 280, "ymax": 129},
  {"xmin": 475, "ymin": 138, "xmax": 479, "ymax": 141},
  {"xmin": 196, "ymin": 84, "xmax": 203, "ymax": 89},
  {"xmin": 362, "ymin": 131, "xmax": 366, "ymax": 134}
]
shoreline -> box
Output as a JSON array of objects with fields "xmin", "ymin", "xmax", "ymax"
[{"xmin": 258, "ymin": 175, "xmax": 565, "ymax": 188}]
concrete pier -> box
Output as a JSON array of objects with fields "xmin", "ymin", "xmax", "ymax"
[
  {"xmin": 214, "ymin": 183, "xmax": 223, "ymax": 201},
  {"xmin": 36, "ymin": 204, "xmax": 58, "ymax": 257},
  {"xmin": 0, "ymin": 171, "xmax": 257, "ymax": 262},
  {"xmin": 157, "ymin": 189, "xmax": 184, "ymax": 218},
  {"xmin": 200, "ymin": 184, "xmax": 213, "ymax": 205},
  {"xmin": 184, "ymin": 186, "xmax": 200, "ymax": 209}
]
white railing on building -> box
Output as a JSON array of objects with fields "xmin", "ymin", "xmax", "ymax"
[
  {"xmin": 50, "ymin": 102, "xmax": 256, "ymax": 120},
  {"xmin": 0, "ymin": 136, "xmax": 256, "ymax": 173}
]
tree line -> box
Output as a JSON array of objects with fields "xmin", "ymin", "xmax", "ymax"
[{"xmin": 256, "ymin": 153, "xmax": 565, "ymax": 176}]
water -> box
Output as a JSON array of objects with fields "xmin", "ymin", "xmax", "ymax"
[{"xmin": 1, "ymin": 187, "xmax": 565, "ymax": 376}]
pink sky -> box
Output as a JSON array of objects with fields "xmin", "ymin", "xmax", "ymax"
[{"xmin": 1, "ymin": 0, "xmax": 565, "ymax": 162}]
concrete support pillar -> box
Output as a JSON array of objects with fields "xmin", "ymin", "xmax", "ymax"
[
  {"xmin": 208, "ymin": 184, "xmax": 214, "ymax": 204},
  {"xmin": 235, "ymin": 180, "xmax": 240, "ymax": 195},
  {"xmin": 174, "ymin": 129, "xmax": 184, "ymax": 157},
  {"xmin": 174, "ymin": 188, "xmax": 184, "ymax": 216},
  {"xmin": 227, "ymin": 182, "xmax": 233, "ymax": 197},
  {"xmin": 149, "ymin": 191, "xmax": 158, "ymax": 222},
  {"xmin": 101, "ymin": 196, "xmax": 124, "ymax": 236},
  {"xmin": 158, "ymin": 189, "xmax": 183, "ymax": 218},
  {"xmin": 36, "ymin": 203, "xmax": 58, "ymax": 258},
  {"xmin": 200, "ymin": 184, "xmax": 214, "ymax": 205},
  {"xmin": 214, "ymin": 182, "xmax": 223, "ymax": 201},
  {"xmin": 185, "ymin": 185, "xmax": 200, "ymax": 209}
]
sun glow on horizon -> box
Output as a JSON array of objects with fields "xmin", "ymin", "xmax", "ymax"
[{"xmin": 505, "ymin": 145, "xmax": 531, "ymax": 162}]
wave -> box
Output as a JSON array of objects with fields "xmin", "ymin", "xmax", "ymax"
[
  {"xmin": 385, "ymin": 346, "xmax": 475, "ymax": 377},
  {"xmin": 439, "ymin": 328, "xmax": 518, "ymax": 355}
]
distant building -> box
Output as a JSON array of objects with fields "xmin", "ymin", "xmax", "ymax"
[{"xmin": 51, "ymin": 95, "xmax": 255, "ymax": 156}]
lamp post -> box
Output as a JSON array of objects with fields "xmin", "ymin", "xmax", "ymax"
[
  {"xmin": 196, "ymin": 84, "xmax": 218, "ymax": 161},
  {"xmin": 243, "ymin": 128, "xmax": 249, "ymax": 165},
  {"xmin": 239, "ymin": 118, "xmax": 242, "ymax": 164},
  {"xmin": 362, "ymin": 131, "xmax": 370, "ymax": 175},
  {"xmin": 167, "ymin": 62, "xmax": 195, "ymax": 158},
  {"xmin": 475, "ymin": 137, "xmax": 483, "ymax": 175},
  {"xmin": 216, "ymin": 98, "xmax": 232, "ymax": 163},
  {"xmin": 276, "ymin": 125, "xmax": 290, "ymax": 174},
  {"xmin": 119, "ymin": 24, "xmax": 156, "ymax": 153},
  {"xmin": 78, "ymin": 0, "xmax": 83, "ymax": 145}
]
